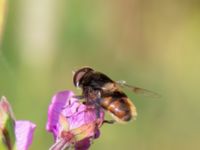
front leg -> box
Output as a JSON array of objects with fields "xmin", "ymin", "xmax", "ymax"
[
  {"xmin": 72, "ymin": 95, "xmax": 86, "ymax": 105},
  {"xmin": 72, "ymin": 95, "xmax": 85, "ymax": 100}
]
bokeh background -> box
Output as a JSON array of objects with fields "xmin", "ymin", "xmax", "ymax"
[{"xmin": 0, "ymin": 0, "xmax": 200, "ymax": 149}]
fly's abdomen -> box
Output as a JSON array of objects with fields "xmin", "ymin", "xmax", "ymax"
[{"xmin": 100, "ymin": 96, "xmax": 132, "ymax": 122}]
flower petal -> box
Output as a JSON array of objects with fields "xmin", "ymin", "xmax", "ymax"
[
  {"xmin": 75, "ymin": 138, "xmax": 91, "ymax": 150},
  {"xmin": 46, "ymin": 90, "xmax": 76, "ymax": 138},
  {"xmin": 15, "ymin": 121, "xmax": 36, "ymax": 150},
  {"xmin": 47, "ymin": 90, "xmax": 105, "ymax": 150}
]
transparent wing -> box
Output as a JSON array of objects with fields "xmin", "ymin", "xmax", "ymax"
[{"xmin": 116, "ymin": 80, "xmax": 160, "ymax": 98}]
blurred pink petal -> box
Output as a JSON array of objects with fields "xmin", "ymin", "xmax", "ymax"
[{"xmin": 15, "ymin": 121, "xmax": 36, "ymax": 150}]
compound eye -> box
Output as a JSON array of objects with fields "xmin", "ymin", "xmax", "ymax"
[
  {"xmin": 73, "ymin": 67, "xmax": 94, "ymax": 87},
  {"xmin": 73, "ymin": 71, "xmax": 86, "ymax": 87}
]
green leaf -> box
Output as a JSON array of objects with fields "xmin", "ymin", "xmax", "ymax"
[{"xmin": 0, "ymin": 132, "xmax": 7, "ymax": 150}]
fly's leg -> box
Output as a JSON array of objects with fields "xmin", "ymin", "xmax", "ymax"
[
  {"xmin": 102, "ymin": 120, "xmax": 116, "ymax": 124},
  {"xmin": 72, "ymin": 95, "xmax": 87, "ymax": 112},
  {"xmin": 95, "ymin": 96, "xmax": 116, "ymax": 125},
  {"xmin": 73, "ymin": 95, "xmax": 86, "ymax": 105},
  {"xmin": 93, "ymin": 96, "xmax": 102, "ymax": 119},
  {"xmin": 75, "ymin": 103, "xmax": 82, "ymax": 113},
  {"xmin": 64, "ymin": 95, "xmax": 85, "ymax": 108},
  {"xmin": 72, "ymin": 95, "xmax": 85, "ymax": 100},
  {"xmin": 63, "ymin": 95, "xmax": 87, "ymax": 118},
  {"xmin": 95, "ymin": 103, "xmax": 101, "ymax": 119},
  {"xmin": 94, "ymin": 94, "xmax": 116, "ymax": 125}
]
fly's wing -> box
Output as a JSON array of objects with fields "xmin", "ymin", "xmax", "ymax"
[{"xmin": 116, "ymin": 80, "xmax": 160, "ymax": 98}]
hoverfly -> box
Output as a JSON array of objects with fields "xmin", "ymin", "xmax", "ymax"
[{"xmin": 73, "ymin": 67, "xmax": 159, "ymax": 123}]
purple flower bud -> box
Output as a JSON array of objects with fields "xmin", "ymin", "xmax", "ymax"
[
  {"xmin": 46, "ymin": 90, "xmax": 104, "ymax": 150},
  {"xmin": 0, "ymin": 97, "xmax": 36, "ymax": 150}
]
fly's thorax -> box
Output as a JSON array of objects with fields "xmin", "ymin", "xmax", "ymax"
[{"xmin": 101, "ymin": 82, "xmax": 119, "ymax": 92}]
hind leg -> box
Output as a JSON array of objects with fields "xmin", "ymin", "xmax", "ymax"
[{"xmin": 102, "ymin": 120, "xmax": 116, "ymax": 124}]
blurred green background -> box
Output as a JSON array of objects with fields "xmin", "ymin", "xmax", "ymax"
[{"xmin": 1, "ymin": 0, "xmax": 200, "ymax": 149}]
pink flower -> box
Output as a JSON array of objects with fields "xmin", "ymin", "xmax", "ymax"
[
  {"xmin": 15, "ymin": 121, "xmax": 36, "ymax": 150},
  {"xmin": 0, "ymin": 96, "xmax": 36, "ymax": 150},
  {"xmin": 46, "ymin": 90, "xmax": 104, "ymax": 150}
]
